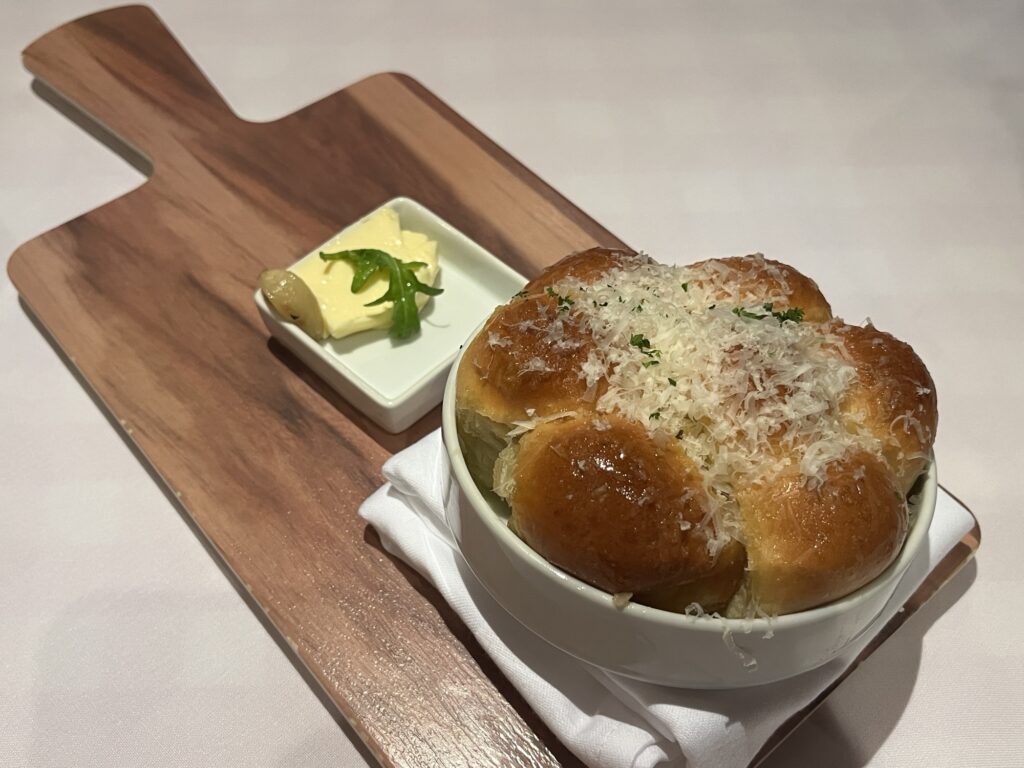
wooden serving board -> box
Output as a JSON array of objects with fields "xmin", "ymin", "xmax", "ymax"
[{"xmin": 8, "ymin": 7, "xmax": 980, "ymax": 767}]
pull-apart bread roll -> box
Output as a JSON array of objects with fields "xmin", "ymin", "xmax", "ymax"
[
  {"xmin": 457, "ymin": 247, "xmax": 636, "ymax": 488},
  {"xmin": 455, "ymin": 248, "xmax": 936, "ymax": 617},
  {"xmin": 523, "ymin": 247, "xmax": 651, "ymax": 293},
  {"xmin": 733, "ymin": 449, "xmax": 907, "ymax": 615},
  {"xmin": 689, "ymin": 254, "xmax": 833, "ymax": 323},
  {"xmin": 456, "ymin": 290, "xmax": 599, "ymax": 489},
  {"xmin": 499, "ymin": 413, "xmax": 743, "ymax": 611},
  {"xmin": 831, "ymin": 323, "xmax": 938, "ymax": 493}
]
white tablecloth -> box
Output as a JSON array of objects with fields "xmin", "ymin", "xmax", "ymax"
[{"xmin": 1, "ymin": 2, "xmax": 1018, "ymax": 766}]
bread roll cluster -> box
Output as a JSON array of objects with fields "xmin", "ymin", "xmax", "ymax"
[{"xmin": 455, "ymin": 248, "xmax": 936, "ymax": 616}]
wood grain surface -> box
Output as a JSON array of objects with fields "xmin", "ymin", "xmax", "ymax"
[
  {"xmin": 7, "ymin": 6, "xmax": 979, "ymax": 768},
  {"xmin": 9, "ymin": 6, "xmax": 626, "ymax": 767}
]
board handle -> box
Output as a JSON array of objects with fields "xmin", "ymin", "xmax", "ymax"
[{"xmin": 23, "ymin": 5, "xmax": 234, "ymax": 167}]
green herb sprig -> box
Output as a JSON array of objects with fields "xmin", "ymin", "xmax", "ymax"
[
  {"xmin": 545, "ymin": 286, "xmax": 575, "ymax": 312},
  {"xmin": 731, "ymin": 302, "xmax": 805, "ymax": 325},
  {"xmin": 732, "ymin": 306, "xmax": 768, "ymax": 320},
  {"xmin": 629, "ymin": 333, "xmax": 662, "ymax": 366},
  {"xmin": 762, "ymin": 302, "xmax": 805, "ymax": 324},
  {"xmin": 319, "ymin": 248, "xmax": 443, "ymax": 339}
]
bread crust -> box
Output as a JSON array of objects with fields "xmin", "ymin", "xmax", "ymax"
[
  {"xmin": 832, "ymin": 323, "xmax": 938, "ymax": 492},
  {"xmin": 524, "ymin": 246, "xmax": 647, "ymax": 294},
  {"xmin": 456, "ymin": 293, "xmax": 598, "ymax": 425},
  {"xmin": 690, "ymin": 254, "xmax": 833, "ymax": 323},
  {"xmin": 455, "ymin": 292, "xmax": 601, "ymax": 488},
  {"xmin": 508, "ymin": 415, "xmax": 720, "ymax": 593},
  {"xmin": 735, "ymin": 449, "xmax": 908, "ymax": 614},
  {"xmin": 635, "ymin": 540, "xmax": 747, "ymax": 614}
]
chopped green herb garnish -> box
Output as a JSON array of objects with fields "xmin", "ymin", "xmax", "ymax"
[
  {"xmin": 681, "ymin": 282, "xmax": 689, "ymax": 292},
  {"xmin": 630, "ymin": 333, "xmax": 652, "ymax": 350},
  {"xmin": 762, "ymin": 302, "xmax": 805, "ymax": 324},
  {"xmin": 630, "ymin": 333, "xmax": 662, "ymax": 364},
  {"xmin": 731, "ymin": 302, "xmax": 805, "ymax": 324},
  {"xmin": 732, "ymin": 306, "xmax": 768, "ymax": 320},
  {"xmin": 543, "ymin": 285, "xmax": 575, "ymax": 311},
  {"xmin": 668, "ymin": 377, "xmax": 677, "ymax": 386},
  {"xmin": 708, "ymin": 304, "xmax": 716, "ymax": 310},
  {"xmin": 512, "ymin": 289, "xmax": 528, "ymax": 299},
  {"xmin": 630, "ymin": 335, "xmax": 658, "ymax": 355},
  {"xmin": 319, "ymin": 248, "xmax": 443, "ymax": 339},
  {"xmin": 649, "ymin": 411, "xmax": 661, "ymax": 420}
]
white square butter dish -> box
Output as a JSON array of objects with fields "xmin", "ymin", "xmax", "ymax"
[{"xmin": 255, "ymin": 197, "xmax": 526, "ymax": 433}]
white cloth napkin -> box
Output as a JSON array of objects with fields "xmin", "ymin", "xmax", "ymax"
[{"xmin": 359, "ymin": 430, "xmax": 975, "ymax": 768}]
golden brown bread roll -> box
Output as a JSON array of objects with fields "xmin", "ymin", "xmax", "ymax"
[
  {"xmin": 456, "ymin": 247, "xmax": 651, "ymax": 487},
  {"xmin": 831, "ymin": 323, "xmax": 938, "ymax": 493},
  {"xmin": 689, "ymin": 254, "xmax": 833, "ymax": 323},
  {"xmin": 505, "ymin": 413, "xmax": 725, "ymax": 594},
  {"xmin": 455, "ymin": 248, "xmax": 936, "ymax": 617},
  {"xmin": 524, "ymin": 246, "xmax": 648, "ymax": 294},
  {"xmin": 455, "ymin": 292, "xmax": 600, "ymax": 489},
  {"xmin": 732, "ymin": 448, "xmax": 908, "ymax": 615},
  {"xmin": 635, "ymin": 540, "xmax": 747, "ymax": 615}
]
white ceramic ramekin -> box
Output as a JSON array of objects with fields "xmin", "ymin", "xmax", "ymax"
[{"xmin": 440, "ymin": 339, "xmax": 936, "ymax": 688}]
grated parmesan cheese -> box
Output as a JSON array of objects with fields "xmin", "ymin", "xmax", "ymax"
[
  {"xmin": 506, "ymin": 410, "xmax": 578, "ymax": 438},
  {"xmin": 682, "ymin": 602, "xmax": 759, "ymax": 667},
  {"xmin": 520, "ymin": 357, "xmax": 553, "ymax": 375},
  {"xmin": 487, "ymin": 331, "xmax": 512, "ymax": 348},
  {"xmin": 545, "ymin": 259, "xmax": 885, "ymax": 556},
  {"xmin": 612, "ymin": 592, "xmax": 633, "ymax": 610}
]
